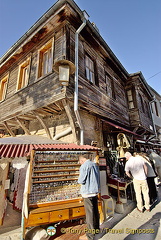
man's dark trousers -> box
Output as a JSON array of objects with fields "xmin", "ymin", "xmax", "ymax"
[{"xmin": 83, "ymin": 196, "xmax": 100, "ymax": 240}]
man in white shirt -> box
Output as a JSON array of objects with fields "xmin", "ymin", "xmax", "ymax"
[{"xmin": 125, "ymin": 152, "xmax": 150, "ymax": 212}]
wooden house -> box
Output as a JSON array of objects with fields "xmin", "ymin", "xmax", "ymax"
[
  {"xmin": 0, "ymin": 0, "xmax": 156, "ymax": 153},
  {"xmin": 0, "ymin": 0, "xmax": 160, "ymax": 236},
  {"xmin": 147, "ymin": 86, "xmax": 161, "ymax": 152}
]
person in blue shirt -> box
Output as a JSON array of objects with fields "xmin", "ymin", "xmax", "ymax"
[{"xmin": 78, "ymin": 154, "xmax": 100, "ymax": 240}]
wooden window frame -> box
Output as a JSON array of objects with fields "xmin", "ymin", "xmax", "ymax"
[
  {"xmin": 85, "ymin": 54, "xmax": 95, "ymax": 84},
  {"xmin": 37, "ymin": 39, "xmax": 54, "ymax": 79},
  {"xmin": 17, "ymin": 57, "xmax": 31, "ymax": 91},
  {"xmin": 0, "ymin": 75, "xmax": 8, "ymax": 102}
]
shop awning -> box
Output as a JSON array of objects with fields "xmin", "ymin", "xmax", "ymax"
[
  {"xmin": 102, "ymin": 120, "xmax": 140, "ymax": 136},
  {"xmin": 31, "ymin": 143, "xmax": 99, "ymax": 151},
  {"xmin": 0, "ymin": 143, "xmax": 99, "ymax": 158},
  {"xmin": 0, "ymin": 144, "xmax": 32, "ymax": 158}
]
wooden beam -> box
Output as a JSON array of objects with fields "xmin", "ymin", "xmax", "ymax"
[
  {"xmin": 44, "ymin": 106, "xmax": 59, "ymax": 113},
  {"xmin": 33, "ymin": 109, "xmax": 49, "ymax": 116},
  {"xmin": 18, "ymin": 115, "xmax": 36, "ymax": 121},
  {"xmin": 54, "ymin": 102, "xmax": 63, "ymax": 111},
  {"xmin": 4, "ymin": 120, "xmax": 18, "ymax": 126},
  {"xmin": 62, "ymin": 99, "xmax": 77, "ymax": 142},
  {"xmin": 3, "ymin": 121, "xmax": 16, "ymax": 137},
  {"xmin": 32, "ymin": 111, "xmax": 52, "ymax": 139},
  {"xmin": 15, "ymin": 117, "xmax": 31, "ymax": 135}
]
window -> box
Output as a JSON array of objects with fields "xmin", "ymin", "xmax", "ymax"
[
  {"xmin": 0, "ymin": 76, "xmax": 8, "ymax": 101},
  {"xmin": 85, "ymin": 55, "xmax": 95, "ymax": 83},
  {"xmin": 105, "ymin": 73, "xmax": 116, "ymax": 99},
  {"xmin": 127, "ymin": 90, "xmax": 134, "ymax": 109},
  {"xmin": 17, "ymin": 58, "xmax": 31, "ymax": 90},
  {"xmin": 37, "ymin": 39, "xmax": 54, "ymax": 78},
  {"xmin": 105, "ymin": 74, "xmax": 112, "ymax": 97}
]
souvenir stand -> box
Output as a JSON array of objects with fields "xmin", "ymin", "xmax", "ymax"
[
  {"xmin": 0, "ymin": 143, "xmax": 31, "ymax": 227},
  {"xmin": 105, "ymin": 132, "xmax": 134, "ymax": 206},
  {"xmin": 23, "ymin": 143, "xmax": 103, "ymax": 238}
]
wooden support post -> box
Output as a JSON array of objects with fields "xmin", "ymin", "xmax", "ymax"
[
  {"xmin": 23, "ymin": 150, "xmax": 35, "ymax": 240},
  {"xmin": 62, "ymin": 99, "xmax": 77, "ymax": 142},
  {"xmin": 96, "ymin": 152, "xmax": 104, "ymax": 223},
  {"xmin": 3, "ymin": 121, "xmax": 16, "ymax": 137},
  {"xmin": 15, "ymin": 117, "xmax": 31, "ymax": 135},
  {"xmin": 32, "ymin": 111, "xmax": 52, "ymax": 139}
]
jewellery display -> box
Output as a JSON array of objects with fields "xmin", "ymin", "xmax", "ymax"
[
  {"xmin": 29, "ymin": 151, "xmax": 91, "ymax": 205},
  {"xmin": 24, "ymin": 148, "xmax": 100, "ymax": 237}
]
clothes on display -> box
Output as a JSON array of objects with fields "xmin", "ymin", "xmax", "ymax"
[
  {"xmin": 8, "ymin": 160, "xmax": 28, "ymax": 211},
  {"xmin": 14, "ymin": 164, "xmax": 28, "ymax": 210},
  {"xmin": 0, "ymin": 160, "xmax": 9, "ymax": 225}
]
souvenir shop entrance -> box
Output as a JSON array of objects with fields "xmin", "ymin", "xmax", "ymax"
[{"xmin": 0, "ymin": 147, "xmax": 30, "ymax": 227}]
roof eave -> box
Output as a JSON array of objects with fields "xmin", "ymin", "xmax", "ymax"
[{"xmin": 0, "ymin": 0, "xmax": 129, "ymax": 79}]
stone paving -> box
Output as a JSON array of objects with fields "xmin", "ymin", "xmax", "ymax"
[
  {"xmin": 0, "ymin": 186, "xmax": 160, "ymax": 240},
  {"xmin": 99, "ymin": 185, "xmax": 161, "ymax": 240}
]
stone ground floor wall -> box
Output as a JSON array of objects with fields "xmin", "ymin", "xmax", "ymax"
[
  {"xmin": 28, "ymin": 110, "xmax": 75, "ymax": 143},
  {"xmin": 80, "ymin": 110, "xmax": 104, "ymax": 148}
]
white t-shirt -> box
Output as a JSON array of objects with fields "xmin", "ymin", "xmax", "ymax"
[{"xmin": 125, "ymin": 156, "xmax": 146, "ymax": 180}]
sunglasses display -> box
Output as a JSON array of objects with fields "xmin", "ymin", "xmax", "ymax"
[{"xmin": 29, "ymin": 151, "xmax": 90, "ymax": 204}]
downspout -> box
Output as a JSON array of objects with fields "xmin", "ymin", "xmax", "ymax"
[{"xmin": 74, "ymin": 11, "xmax": 89, "ymax": 145}]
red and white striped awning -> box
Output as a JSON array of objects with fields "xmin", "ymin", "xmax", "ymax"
[
  {"xmin": 0, "ymin": 143, "xmax": 99, "ymax": 158},
  {"xmin": 0, "ymin": 144, "xmax": 32, "ymax": 158}
]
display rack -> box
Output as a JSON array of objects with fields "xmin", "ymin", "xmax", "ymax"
[
  {"xmin": 24, "ymin": 148, "xmax": 103, "ymax": 233},
  {"xmin": 29, "ymin": 151, "xmax": 81, "ymax": 205}
]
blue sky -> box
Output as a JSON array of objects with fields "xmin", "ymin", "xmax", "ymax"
[{"xmin": 0, "ymin": 0, "xmax": 161, "ymax": 94}]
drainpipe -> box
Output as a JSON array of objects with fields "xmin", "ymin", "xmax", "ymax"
[
  {"xmin": 74, "ymin": 10, "xmax": 89, "ymax": 145},
  {"xmin": 53, "ymin": 127, "xmax": 72, "ymax": 140}
]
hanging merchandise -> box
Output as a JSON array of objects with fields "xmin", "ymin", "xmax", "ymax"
[
  {"xmin": 0, "ymin": 163, "xmax": 7, "ymax": 170},
  {"xmin": 14, "ymin": 164, "xmax": 28, "ymax": 211},
  {"xmin": 117, "ymin": 133, "xmax": 130, "ymax": 158},
  {"xmin": 12, "ymin": 157, "xmax": 28, "ymax": 169},
  {"xmin": 0, "ymin": 162, "xmax": 9, "ymax": 225},
  {"xmin": 0, "ymin": 158, "xmax": 11, "ymax": 170}
]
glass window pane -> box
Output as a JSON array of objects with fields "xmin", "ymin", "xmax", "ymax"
[
  {"xmin": 90, "ymin": 72, "xmax": 94, "ymax": 83},
  {"xmin": 43, "ymin": 52, "xmax": 48, "ymax": 75},
  {"xmin": 128, "ymin": 95, "xmax": 133, "ymax": 101},
  {"xmin": 129, "ymin": 102, "xmax": 134, "ymax": 109},
  {"xmin": 48, "ymin": 49, "xmax": 52, "ymax": 73},
  {"xmin": 86, "ymin": 68, "xmax": 90, "ymax": 80}
]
